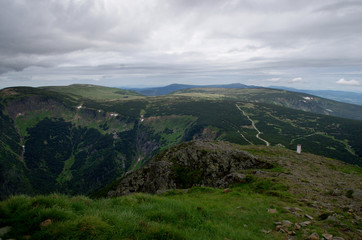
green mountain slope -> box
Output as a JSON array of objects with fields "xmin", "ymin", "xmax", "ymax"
[
  {"xmin": 0, "ymin": 87, "xmax": 156, "ymax": 198},
  {"xmin": 173, "ymin": 88, "xmax": 362, "ymax": 121},
  {"xmin": 42, "ymin": 84, "xmax": 144, "ymax": 101},
  {"xmin": 1, "ymin": 143, "xmax": 361, "ymax": 240},
  {"xmin": 0, "ymin": 85, "xmax": 361, "ymax": 200}
]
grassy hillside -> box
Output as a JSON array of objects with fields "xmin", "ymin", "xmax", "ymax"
[
  {"xmin": 0, "ymin": 87, "xmax": 150, "ymax": 198},
  {"xmin": 173, "ymin": 88, "xmax": 362, "ymax": 121},
  {"xmin": 1, "ymin": 145, "xmax": 361, "ymax": 240},
  {"xmin": 42, "ymin": 84, "xmax": 144, "ymax": 101},
  {"xmin": 141, "ymin": 98, "xmax": 362, "ymax": 165},
  {"xmin": 0, "ymin": 189, "xmax": 311, "ymax": 240}
]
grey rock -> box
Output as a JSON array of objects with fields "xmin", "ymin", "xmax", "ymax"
[
  {"xmin": 322, "ymin": 233, "xmax": 333, "ymax": 240},
  {"xmin": 108, "ymin": 140, "xmax": 271, "ymax": 197},
  {"xmin": 330, "ymin": 188, "xmax": 343, "ymax": 196},
  {"xmin": 278, "ymin": 227, "xmax": 287, "ymax": 233},
  {"xmin": 108, "ymin": 161, "xmax": 175, "ymax": 197},
  {"xmin": 40, "ymin": 219, "xmax": 52, "ymax": 227},
  {"xmin": 223, "ymin": 188, "xmax": 230, "ymax": 193},
  {"xmin": 294, "ymin": 223, "xmax": 301, "ymax": 230},
  {"xmin": 217, "ymin": 172, "xmax": 247, "ymax": 188},
  {"xmin": 283, "ymin": 206, "xmax": 291, "ymax": 212},
  {"xmin": 282, "ymin": 220, "xmax": 292, "ymax": 227},
  {"xmin": 308, "ymin": 232, "xmax": 320, "ymax": 240},
  {"xmin": 294, "ymin": 207, "xmax": 303, "ymax": 212},
  {"xmin": 299, "ymin": 221, "xmax": 312, "ymax": 227},
  {"xmin": 0, "ymin": 226, "xmax": 11, "ymax": 237},
  {"xmin": 267, "ymin": 208, "xmax": 278, "ymax": 213},
  {"xmin": 326, "ymin": 215, "xmax": 338, "ymax": 222}
]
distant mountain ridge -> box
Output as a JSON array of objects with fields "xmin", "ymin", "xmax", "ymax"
[
  {"xmin": 131, "ymin": 83, "xmax": 260, "ymax": 96},
  {"xmin": 172, "ymin": 87, "xmax": 362, "ymax": 121},
  {"xmin": 131, "ymin": 83, "xmax": 362, "ymax": 106},
  {"xmin": 269, "ymin": 86, "xmax": 362, "ymax": 106}
]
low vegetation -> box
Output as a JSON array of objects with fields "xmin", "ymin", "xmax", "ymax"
[
  {"xmin": 172, "ymin": 87, "xmax": 362, "ymax": 121},
  {"xmin": 1, "ymin": 172, "xmax": 360, "ymax": 240},
  {"xmin": 42, "ymin": 84, "xmax": 144, "ymax": 101}
]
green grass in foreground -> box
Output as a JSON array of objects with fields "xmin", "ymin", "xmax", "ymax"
[{"xmin": 0, "ymin": 180, "xmax": 328, "ymax": 240}]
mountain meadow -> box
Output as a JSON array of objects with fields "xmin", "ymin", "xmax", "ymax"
[{"xmin": 0, "ymin": 84, "xmax": 361, "ymax": 240}]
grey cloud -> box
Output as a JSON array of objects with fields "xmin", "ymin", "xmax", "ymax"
[
  {"xmin": 315, "ymin": 0, "xmax": 362, "ymax": 12},
  {"xmin": 0, "ymin": 0, "xmax": 361, "ymax": 92},
  {"xmin": 0, "ymin": 0, "xmax": 159, "ymax": 73}
]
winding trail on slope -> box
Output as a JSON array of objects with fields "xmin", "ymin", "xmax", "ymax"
[
  {"xmin": 125, "ymin": 157, "xmax": 142, "ymax": 175},
  {"xmin": 235, "ymin": 104, "xmax": 270, "ymax": 146},
  {"xmin": 237, "ymin": 130, "xmax": 253, "ymax": 145},
  {"xmin": 290, "ymin": 133, "xmax": 319, "ymax": 144}
]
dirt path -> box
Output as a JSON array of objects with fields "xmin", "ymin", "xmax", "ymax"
[
  {"xmin": 290, "ymin": 133, "xmax": 319, "ymax": 144},
  {"xmin": 126, "ymin": 157, "xmax": 142, "ymax": 175},
  {"xmin": 237, "ymin": 130, "xmax": 253, "ymax": 145},
  {"xmin": 236, "ymin": 104, "xmax": 270, "ymax": 146}
]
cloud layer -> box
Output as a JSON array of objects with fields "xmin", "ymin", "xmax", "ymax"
[{"xmin": 0, "ymin": 0, "xmax": 362, "ymax": 91}]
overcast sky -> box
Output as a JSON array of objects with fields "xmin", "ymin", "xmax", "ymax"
[{"xmin": 1, "ymin": 0, "xmax": 362, "ymax": 91}]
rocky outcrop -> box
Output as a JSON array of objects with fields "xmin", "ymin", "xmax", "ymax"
[{"xmin": 107, "ymin": 140, "xmax": 272, "ymax": 197}]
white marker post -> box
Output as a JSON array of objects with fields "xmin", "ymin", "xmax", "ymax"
[{"xmin": 297, "ymin": 144, "xmax": 301, "ymax": 154}]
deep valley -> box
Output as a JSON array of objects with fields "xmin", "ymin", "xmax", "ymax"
[{"xmin": 0, "ymin": 84, "xmax": 361, "ymax": 240}]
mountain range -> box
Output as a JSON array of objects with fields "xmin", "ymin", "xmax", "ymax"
[
  {"xmin": 131, "ymin": 83, "xmax": 362, "ymax": 106},
  {"xmin": 0, "ymin": 84, "xmax": 361, "ymax": 200},
  {"xmin": 130, "ymin": 83, "xmax": 260, "ymax": 96},
  {"xmin": 1, "ymin": 84, "xmax": 362, "ymax": 239},
  {"xmin": 269, "ymin": 86, "xmax": 362, "ymax": 106}
]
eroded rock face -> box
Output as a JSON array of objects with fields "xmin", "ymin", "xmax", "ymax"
[
  {"xmin": 107, "ymin": 140, "xmax": 272, "ymax": 197},
  {"xmin": 108, "ymin": 161, "xmax": 176, "ymax": 196}
]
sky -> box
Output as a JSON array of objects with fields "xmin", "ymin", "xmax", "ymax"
[{"xmin": 1, "ymin": 0, "xmax": 362, "ymax": 92}]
